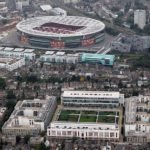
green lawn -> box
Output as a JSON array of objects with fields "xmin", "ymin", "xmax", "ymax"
[
  {"xmin": 60, "ymin": 110, "xmax": 80, "ymax": 116},
  {"xmin": 98, "ymin": 111, "xmax": 116, "ymax": 116},
  {"xmin": 79, "ymin": 115, "xmax": 97, "ymax": 122},
  {"xmin": 98, "ymin": 116, "xmax": 115, "ymax": 123},
  {"xmin": 58, "ymin": 114, "xmax": 79, "ymax": 122},
  {"xmin": 82, "ymin": 111, "xmax": 97, "ymax": 115}
]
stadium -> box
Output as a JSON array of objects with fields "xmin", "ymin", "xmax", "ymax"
[{"xmin": 16, "ymin": 16, "xmax": 105, "ymax": 48}]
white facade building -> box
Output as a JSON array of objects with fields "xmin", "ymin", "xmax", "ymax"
[
  {"xmin": 15, "ymin": 0, "xmax": 30, "ymax": 10},
  {"xmin": 125, "ymin": 95, "xmax": 150, "ymax": 143},
  {"xmin": 0, "ymin": 47, "xmax": 36, "ymax": 60},
  {"xmin": 40, "ymin": 51, "xmax": 79, "ymax": 64},
  {"xmin": 47, "ymin": 122, "xmax": 120, "ymax": 140},
  {"xmin": 134, "ymin": 10, "xmax": 146, "ymax": 29},
  {"xmin": 2, "ymin": 96, "xmax": 57, "ymax": 136},
  {"xmin": 61, "ymin": 91, "xmax": 124, "ymax": 107},
  {"xmin": 0, "ymin": 57, "xmax": 25, "ymax": 71}
]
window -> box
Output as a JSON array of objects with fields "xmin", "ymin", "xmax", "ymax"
[
  {"xmin": 99, "ymin": 132, "xmax": 103, "ymax": 137},
  {"xmin": 110, "ymin": 132, "xmax": 114, "ymax": 137},
  {"xmin": 105, "ymin": 132, "xmax": 109, "ymax": 138}
]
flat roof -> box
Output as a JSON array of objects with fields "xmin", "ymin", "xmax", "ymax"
[
  {"xmin": 24, "ymin": 49, "xmax": 34, "ymax": 53},
  {"xmin": 56, "ymin": 52, "xmax": 65, "ymax": 56},
  {"xmin": 0, "ymin": 47, "xmax": 4, "ymax": 51},
  {"xmin": 14, "ymin": 48, "xmax": 24, "ymax": 52},
  {"xmin": 4, "ymin": 47, "xmax": 14, "ymax": 51},
  {"xmin": 45, "ymin": 51, "xmax": 55, "ymax": 55},
  {"xmin": 40, "ymin": 5, "xmax": 52, "ymax": 11},
  {"xmin": 62, "ymin": 91, "xmax": 120, "ymax": 98}
]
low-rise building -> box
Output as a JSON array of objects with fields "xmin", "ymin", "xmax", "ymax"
[
  {"xmin": 2, "ymin": 96, "xmax": 57, "ymax": 136},
  {"xmin": 0, "ymin": 107, "xmax": 6, "ymax": 119},
  {"xmin": 61, "ymin": 90, "xmax": 124, "ymax": 108},
  {"xmin": 0, "ymin": 57, "xmax": 25, "ymax": 71},
  {"xmin": 0, "ymin": 47, "xmax": 36, "ymax": 60},
  {"xmin": 40, "ymin": 51, "xmax": 79, "ymax": 64}
]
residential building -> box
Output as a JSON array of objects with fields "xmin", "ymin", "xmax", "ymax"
[
  {"xmin": 0, "ymin": 57, "xmax": 25, "ymax": 71},
  {"xmin": 0, "ymin": 107, "xmax": 6, "ymax": 119},
  {"xmin": 47, "ymin": 121, "xmax": 120, "ymax": 140},
  {"xmin": 15, "ymin": 0, "xmax": 30, "ymax": 10},
  {"xmin": 134, "ymin": 10, "xmax": 146, "ymax": 29},
  {"xmin": 111, "ymin": 41, "xmax": 131, "ymax": 52},
  {"xmin": 112, "ymin": 35, "xmax": 150, "ymax": 52},
  {"xmin": 40, "ymin": 51, "xmax": 79, "ymax": 64},
  {"xmin": 125, "ymin": 95, "xmax": 150, "ymax": 143},
  {"xmin": 61, "ymin": 91, "xmax": 124, "ymax": 107},
  {"xmin": 2, "ymin": 96, "xmax": 57, "ymax": 136},
  {"xmin": 0, "ymin": 47, "xmax": 36, "ymax": 60}
]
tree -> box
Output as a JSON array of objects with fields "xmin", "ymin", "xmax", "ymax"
[
  {"xmin": 6, "ymin": 90, "xmax": 16, "ymax": 99},
  {"xmin": 24, "ymin": 135, "xmax": 30, "ymax": 144},
  {"xmin": 26, "ymin": 75, "xmax": 38, "ymax": 83},
  {"xmin": 16, "ymin": 135, "xmax": 21, "ymax": 144},
  {"xmin": 0, "ymin": 78, "xmax": 6, "ymax": 89}
]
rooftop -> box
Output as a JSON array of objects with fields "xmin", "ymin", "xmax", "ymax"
[
  {"xmin": 62, "ymin": 91, "xmax": 120, "ymax": 98},
  {"xmin": 45, "ymin": 51, "xmax": 55, "ymax": 55},
  {"xmin": 14, "ymin": 48, "xmax": 24, "ymax": 52},
  {"xmin": 4, "ymin": 47, "xmax": 14, "ymax": 51},
  {"xmin": 24, "ymin": 49, "xmax": 34, "ymax": 53},
  {"xmin": 56, "ymin": 52, "xmax": 65, "ymax": 56}
]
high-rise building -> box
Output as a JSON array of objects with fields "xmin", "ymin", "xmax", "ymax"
[{"xmin": 134, "ymin": 10, "xmax": 146, "ymax": 29}]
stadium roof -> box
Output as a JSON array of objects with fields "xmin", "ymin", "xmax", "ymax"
[{"xmin": 16, "ymin": 16, "xmax": 105, "ymax": 38}]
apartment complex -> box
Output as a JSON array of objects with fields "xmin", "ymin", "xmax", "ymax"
[
  {"xmin": 61, "ymin": 91, "xmax": 124, "ymax": 107},
  {"xmin": 2, "ymin": 96, "xmax": 57, "ymax": 136},
  {"xmin": 134, "ymin": 10, "xmax": 146, "ymax": 29},
  {"xmin": 125, "ymin": 95, "xmax": 150, "ymax": 143},
  {"xmin": 47, "ymin": 90, "xmax": 123, "ymax": 141},
  {"xmin": 111, "ymin": 35, "xmax": 150, "ymax": 52}
]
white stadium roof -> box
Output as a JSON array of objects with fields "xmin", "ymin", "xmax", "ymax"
[{"xmin": 16, "ymin": 16, "xmax": 105, "ymax": 38}]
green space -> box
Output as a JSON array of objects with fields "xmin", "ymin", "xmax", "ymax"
[
  {"xmin": 98, "ymin": 116, "xmax": 115, "ymax": 123},
  {"xmin": 60, "ymin": 110, "xmax": 80, "ymax": 116},
  {"xmin": 98, "ymin": 111, "xmax": 116, "ymax": 116},
  {"xmin": 57, "ymin": 109, "xmax": 119, "ymax": 124},
  {"xmin": 58, "ymin": 114, "xmax": 79, "ymax": 122},
  {"xmin": 79, "ymin": 115, "xmax": 97, "ymax": 123},
  {"xmin": 82, "ymin": 111, "xmax": 97, "ymax": 115}
]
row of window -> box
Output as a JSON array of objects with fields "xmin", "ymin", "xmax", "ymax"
[{"xmin": 48, "ymin": 130, "xmax": 118, "ymax": 138}]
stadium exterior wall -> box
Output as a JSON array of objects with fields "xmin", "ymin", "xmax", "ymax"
[{"xmin": 17, "ymin": 30, "xmax": 105, "ymax": 48}]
